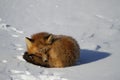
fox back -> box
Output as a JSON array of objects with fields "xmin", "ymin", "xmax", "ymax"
[{"xmin": 23, "ymin": 32, "xmax": 80, "ymax": 68}]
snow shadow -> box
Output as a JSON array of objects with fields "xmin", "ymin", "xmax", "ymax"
[{"xmin": 77, "ymin": 49, "xmax": 111, "ymax": 65}]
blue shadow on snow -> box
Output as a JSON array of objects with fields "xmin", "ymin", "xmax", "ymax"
[{"xmin": 76, "ymin": 49, "xmax": 111, "ymax": 65}]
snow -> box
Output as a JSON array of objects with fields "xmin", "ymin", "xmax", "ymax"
[
  {"xmin": 10, "ymin": 70, "xmax": 68, "ymax": 80},
  {"xmin": 0, "ymin": 0, "xmax": 120, "ymax": 80},
  {"xmin": 1, "ymin": 60, "xmax": 8, "ymax": 63},
  {"xmin": 16, "ymin": 55, "xmax": 25, "ymax": 61}
]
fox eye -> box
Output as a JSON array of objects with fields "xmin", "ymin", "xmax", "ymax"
[
  {"xmin": 39, "ymin": 47, "xmax": 49, "ymax": 53},
  {"xmin": 44, "ymin": 48, "xmax": 48, "ymax": 52},
  {"xmin": 39, "ymin": 49, "xmax": 43, "ymax": 52}
]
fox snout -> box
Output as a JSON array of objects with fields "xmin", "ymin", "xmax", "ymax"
[
  {"xmin": 23, "ymin": 52, "xmax": 36, "ymax": 62},
  {"xmin": 23, "ymin": 51, "xmax": 48, "ymax": 63},
  {"xmin": 23, "ymin": 52, "xmax": 49, "ymax": 67}
]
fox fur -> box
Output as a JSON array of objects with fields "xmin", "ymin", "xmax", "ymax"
[{"xmin": 23, "ymin": 32, "xmax": 80, "ymax": 68}]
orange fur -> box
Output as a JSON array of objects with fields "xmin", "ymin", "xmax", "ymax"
[{"xmin": 23, "ymin": 32, "xmax": 80, "ymax": 68}]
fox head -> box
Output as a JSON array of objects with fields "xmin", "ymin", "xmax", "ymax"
[{"xmin": 24, "ymin": 32, "xmax": 54, "ymax": 64}]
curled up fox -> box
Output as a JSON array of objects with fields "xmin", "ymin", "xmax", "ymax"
[{"xmin": 23, "ymin": 32, "xmax": 80, "ymax": 68}]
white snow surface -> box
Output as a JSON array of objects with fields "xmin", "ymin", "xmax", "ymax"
[{"xmin": 0, "ymin": 0, "xmax": 120, "ymax": 80}]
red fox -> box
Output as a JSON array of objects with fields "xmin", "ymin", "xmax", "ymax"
[{"xmin": 23, "ymin": 32, "xmax": 80, "ymax": 68}]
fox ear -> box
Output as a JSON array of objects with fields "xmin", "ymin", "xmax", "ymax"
[
  {"xmin": 46, "ymin": 34, "xmax": 54, "ymax": 44},
  {"xmin": 25, "ymin": 37, "xmax": 33, "ymax": 49}
]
